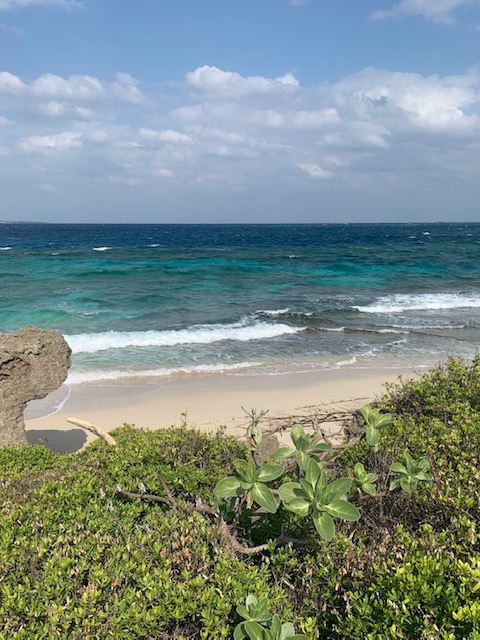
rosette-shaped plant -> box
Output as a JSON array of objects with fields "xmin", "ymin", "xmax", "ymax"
[
  {"xmin": 214, "ymin": 459, "xmax": 284, "ymax": 513},
  {"xmin": 274, "ymin": 424, "xmax": 331, "ymax": 471},
  {"xmin": 278, "ymin": 458, "xmax": 360, "ymax": 541}
]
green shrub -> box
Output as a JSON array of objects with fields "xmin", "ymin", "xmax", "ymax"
[{"xmin": 2, "ymin": 357, "xmax": 480, "ymax": 638}]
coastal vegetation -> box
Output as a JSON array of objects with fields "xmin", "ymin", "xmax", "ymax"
[{"xmin": 1, "ymin": 356, "xmax": 480, "ymax": 638}]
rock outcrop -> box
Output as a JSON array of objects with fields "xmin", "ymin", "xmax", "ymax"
[{"xmin": 0, "ymin": 326, "xmax": 71, "ymax": 447}]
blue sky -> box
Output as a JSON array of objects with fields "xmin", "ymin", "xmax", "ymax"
[{"xmin": 1, "ymin": 0, "xmax": 480, "ymax": 223}]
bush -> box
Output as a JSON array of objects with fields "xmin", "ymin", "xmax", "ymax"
[{"xmin": 2, "ymin": 358, "xmax": 480, "ymax": 638}]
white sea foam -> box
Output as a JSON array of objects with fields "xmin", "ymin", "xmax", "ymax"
[
  {"xmin": 335, "ymin": 356, "xmax": 358, "ymax": 367},
  {"xmin": 65, "ymin": 321, "xmax": 305, "ymax": 354},
  {"xmin": 0, "ymin": 246, "xmax": 11, "ymax": 251},
  {"xmin": 92, "ymin": 246, "xmax": 111, "ymax": 251},
  {"xmin": 256, "ymin": 308, "xmax": 290, "ymax": 317},
  {"xmin": 356, "ymin": 293, "xmax": 480, "ymax": 314},
  {"xmin": 67, "ymin": 361, "xmax": 260, "ymax": 384}
]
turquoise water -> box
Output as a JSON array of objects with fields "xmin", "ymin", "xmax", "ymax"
[{"xmin": 1, "ymin": 222, "xmax": 480, "ymax": 384}]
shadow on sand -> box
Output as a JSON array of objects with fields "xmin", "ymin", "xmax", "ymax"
[{"xmin": 26, "ymin": 429, "xmax": 88, "ymax": 454}]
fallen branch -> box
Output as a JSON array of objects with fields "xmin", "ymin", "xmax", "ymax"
[
  {"xmin": 217, "ymin": 521, "xmax": 309, "ymax": 556},
  {"xmin": 67, "ymin": 417, "xmax": 118, "ymax": 447}
]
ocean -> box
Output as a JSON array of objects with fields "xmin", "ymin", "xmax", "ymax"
[{"xmin": 1, "ymin": 222, "xmax": 480, "ymax": 389}]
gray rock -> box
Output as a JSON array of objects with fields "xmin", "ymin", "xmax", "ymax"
[{"xmin": 0, "ymin": 326, "xmax": 71, "ymax": 447}]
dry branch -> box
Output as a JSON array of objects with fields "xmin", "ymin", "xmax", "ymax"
[{"xmin": 67, "ymin": 417, "xmax": 118, "ymax": 447}]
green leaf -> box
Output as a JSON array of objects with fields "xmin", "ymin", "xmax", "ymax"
[
  {"xmin": 312, "ymin": 510, "xmax": 335, "ymax": 541},
  {"xmin": 299, "ymin": 479, "xmax": 314, "ymax": 501},
  {"xmin": 366, "ymin": 424, "xmax": 381, "ymax": 447},
  {"xmin": 243, "ymin": 460, "xmax": 257, "ymax": 483},
  {"xmin": 244, "ymin": 621, "xmax": 268, "ymax": 640},
  {"xmin": 234, "ymin": 622, "xmax": 248, "ymax": 640},
  {"xmin": 254, "ymin": 597, "xmax": 269, "ymax": 614},
  {"xmin": 309, "ymin": 442, "xmax": 331, "ymax": 454},
  {"xmin": 390, "ymin": 462, "xmax": 407, "ymax": 474},
  {"xmin": 389, "ymin": 477, "xmax": 400, "ymax": 491},
  {"xmin": 234, "ymin": 459, "xmax": 248, "ymax": 475},
  {"xmin": 325, "ymin": 477, "xmax": 352, "ymax": 499},
  {"xmin": 323, "ymin": 498, "xmax": 360, "ymax": 521},
  {"xmin": 354, "ymin": 462, "xmax": 366, "ymax": 480},
  {"xmin": 245, "ymin": 594, "xmax": 258, "ymax": 607},
  {"xmin": 270, "ymin": 615, "xmax": 282, "ymax": 636},
  {"xmin": 374, "ymin": 413, "xmax": 392, "ymax": 428},
  {"xmin": 362, "ymin": 482, "xmax": 377, "ymax": 495},
  {"xmin": 305, "ymin": 458, "xmax": 323, "ymax": 488},
  {"xmin": 403, "ymin": 450, "xmax": 415, "ymax": 469},
  {"xmin": 274, "ymin": 447, "xmax": 296, "ymax": 460},
  {"xmin": 400, "ymin": 477, "xmax": 413, "ymax": 493},
  {"xmin": 360, "ymin": 405, "xmax": 373, "ymax": 422},
  {"xmin": 255, "ymin": 463, "xmax": 284, "ymax": 483},
  {"xmin": 279, "ymin": 622, "xmax": 295, "ymax": 639},
  {"xmin": 277, "ymin": 482, "xmax": 302, "ymax": 503},
  {"xmin": 295, "ymin": 451, "xmax": 310, "ymax": 472},
  {"xmin": 290, "ymin": 424, "xmax": 305, "ymax": 447},
  {"xmin": 283, "ymin": 497, "xmax": 311, "ymax": 517},
  {"xmin": 251, "ymin": 483, "xmax": 278, "ymax": 513},
  {"xmin": 237, "ymin": 605, "xmax": 251, "ymax": 620},
  {"xmin": 214, "ymin": 476, "xmax": 244, "ymax": 498}
]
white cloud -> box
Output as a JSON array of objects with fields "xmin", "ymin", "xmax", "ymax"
[
  {"xmin": 139, "ymin": 127, "xmax": 193, "ymax": 145},
  {"xmin": 292, "ymin": 108, "xmax": 340, "ymax": 128},
  {"xmin": 186, "ymin": 65, "xmax": 299, "ymax": 98},
  {"xmin": 332, "ymin": 67, "xmax": 480, "ymax": 131},
  {"xmin": 2, "ymin": 64, "xmax": 480, "ymax": 220},
  {"xmin": 0, "ymin": 70, "xmax": 146, "ymax": 105},
  {"xmin": 0, "ymin": 0, "xmax": 82, "ymax": 10},
  {"xmin": 0, "ymin": 71, "xmax": 25, "ymax": 92},
  {"xmin": 19, "ymin": 130, "xmax": 82, "ymax": 151},
  {"xmin": 36, "ymin": 100, "xmax": 96, "ymax": 120},
  {"xmin": 298, "ymin": 163, "xmax": 332, "ymax": 178},
  {"xmin": 370, "ymin": 0, "xmax": 479, "ymax": 23}
]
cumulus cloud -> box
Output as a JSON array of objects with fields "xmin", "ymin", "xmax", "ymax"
[
  {"xmin": 1, "ymin": 64, "xmax": 480, "ymax": 218},
  {"xmin": 0, "ymin": 70, "xmax": 146, "ymax": 104},
  {"xmin": 139, "ymin": 128, "xmax": 193, "ymax": 145},
  {"xmin": 332, "ymin": 67, "xmax": 480, "ymax": 130},
  {"xmin": 370, "ymin": 0, "xmax": 479, "ymax": 23},
  {"xmin": 186, "ymin": 65, "xmax": 299, "ymax": 98},
  {"xmin": 298, "ymin": 163, "xmax": 332, "ymax": 178},
  {"xmin": 19, "ymin": 130, "xmax": 82, "ymax": 151}
]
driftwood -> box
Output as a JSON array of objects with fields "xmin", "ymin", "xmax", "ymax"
[{"xmin": 67, "ymin": 417, "xmax": 118, "ymax": 447}]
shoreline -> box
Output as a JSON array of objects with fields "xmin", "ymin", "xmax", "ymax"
[{"xmin": 25, "ymin": 365, "xmax": 420, "ymax": 453}]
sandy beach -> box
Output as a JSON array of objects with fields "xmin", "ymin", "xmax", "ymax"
[{"xmin": 25, "ymin": 365, "xmax": 419, "ymax": 453}]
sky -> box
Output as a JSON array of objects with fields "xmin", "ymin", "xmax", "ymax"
[{"xmin": 1, "ymin": 1, "xmax": 480, "ymax": 223}]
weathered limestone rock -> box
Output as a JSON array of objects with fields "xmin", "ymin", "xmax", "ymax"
[{"xmin": 0, "ymin": 326, "xmax": 71, "ymax": 447}]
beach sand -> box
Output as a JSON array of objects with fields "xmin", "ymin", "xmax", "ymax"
[{"xmin": 24, "ymin": 366, "xmax": 419, "ymax": 453}]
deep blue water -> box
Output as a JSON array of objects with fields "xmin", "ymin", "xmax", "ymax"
[{"xmin": 1, "ymin": 222, "xmax": 480, "ymax": 384}]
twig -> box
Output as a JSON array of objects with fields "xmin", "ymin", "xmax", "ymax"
[
  {"xmin": 216, "ymin": 521, "xmax": 309, "ymax": 556},
  {"xmin": 117, "ymin": 489, "xmax": 171, "ymax": 505},
  {"xmin": 67, "ymin": 417, "xmax": 118, "ymax": 447},
  {"xmin": 157, "ymin": 471, "xmax": 180, "ymax": 513}
]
